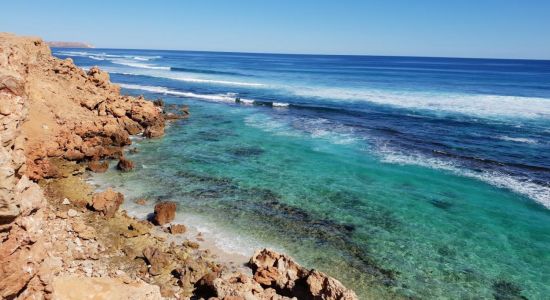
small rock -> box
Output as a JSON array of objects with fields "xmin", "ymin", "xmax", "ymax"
[
  {"xmin": 169, "ymin": 224, "xmax": 186, "ymax": 234},
  {"xmin": 62, "ymin": 198, "xmax": 71, "ymax": 205},
  {"xmin": 67, "ymin": 209, "xmax": 78, "ymax": 217},
  {"xmin": 183, "ymin": 240, "xmax": 200, "ymax": 249},
  {"xmin": 134, "ymin": 198, "xmax": 147, "ymax": 205},
  {"xmin": 87, "ymin": 160, "xmax": 109, "ymax": 173},
  {"xmin": 117, "ymin": 157, "xmax": 134, "ymax": 172}
]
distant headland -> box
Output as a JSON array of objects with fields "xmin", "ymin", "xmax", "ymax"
[{"xmin": 46, "ymin": 41, "xmax": 93, "ymax": 48}]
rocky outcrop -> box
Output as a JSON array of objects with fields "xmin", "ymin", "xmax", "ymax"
[
  {"xmin": 249, "ymin": 249, "xmax": 358, "ymax": 300},
  {"xmin": 153, "ymin": 201, "xmax": 177, "ymax": 225},
  {"xmin": 0, "ymin": 33, "xmax": 359, "ymax": 300},
  {"xmin": 0, "ymin": 33, "xmax": 164, "ymax": 181}
]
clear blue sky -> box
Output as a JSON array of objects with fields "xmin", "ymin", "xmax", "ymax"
[{"xmin": 2, "ymin": 0, "xmax": 549, "ymax": 59}]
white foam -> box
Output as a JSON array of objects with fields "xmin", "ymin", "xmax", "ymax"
[
  {"xmin": 290, "ymin": 86, "xmax": 550, "ymax": 119},
  {"xmin": 273, "ymin": 102, "xmax": 289, "ymax": 107},
  {"xmin": 169, "ymin": 76, "xmax": 265, "ymax": 87},
  {"xmin": 239, "ymin": 99, "xmax": 255, "ymax": 105},
  {"xmin": 244, "ymin": 113, "xmax": 359, "ymax": 145},
  {"xmin": 119, "ymin": 83, "xmax": 236, "ymax": 102},
  {"xmin": 111, "ymin": 59, "xmax": 170, "ymax": 70},
  {"xmin": 497, "ymin": 136, "xmax": 538, "ymax": 144},
  {"xmin": 103, "ymin": 67, "xmax": 265, "ymax": 87},
  {"xmin": 378, "ymin": 145, "xmax": 550, "ymax": 209}
]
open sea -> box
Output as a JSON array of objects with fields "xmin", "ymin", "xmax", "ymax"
[{"xmin": 53, "ymin": 48, "xmax": 550, "ymax": 299}]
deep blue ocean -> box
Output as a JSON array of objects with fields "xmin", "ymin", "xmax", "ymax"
[{"xmin": 54, "ymin": 48, "xmax": 550, "ymax": 299}]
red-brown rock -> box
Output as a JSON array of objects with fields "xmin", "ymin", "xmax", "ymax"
[
  {"xmin": 117, "ymin": 157, "xmax": 134, "ymax": 172},
  {"xmin": 169, "ymin": 224, "xmax": 186, "ymax": 234},
  {"xmin": 87, "ymin": 160, "xmax": 109, "ymax": 173},
  {"xmin": 153, "ymin": 201, "xmax": 176, "ymax": 225},
  {"xmin": 91, "ymin": 188, "xmax": 124, "ymax": 217}
]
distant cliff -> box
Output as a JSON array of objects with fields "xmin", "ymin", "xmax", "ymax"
[{"xmin": 46, "ymin": 41, "xmax": 93, "ymax": 48}]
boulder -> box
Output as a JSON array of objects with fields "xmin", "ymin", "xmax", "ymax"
[
  {"xmin": 153, "ymin": 201, "xmax": 176, "ymax": 225},
  {"xmin": 87, "ymin": 160, "xmax": 109, "ymax": 173},
  {"xmin": 117, "ymin": 157, "xmax": 134, "ymax": 172},
  {"xmin": 91, "ymin": 188, "xmax": 124, "ymax": 217}
]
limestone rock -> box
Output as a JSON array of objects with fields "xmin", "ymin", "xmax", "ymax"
[
  {"xmin": 169, "ymin": 224, "xmax": 186, "ymax": 234},
  {"xmin": 249, "ymin": 249, "xmax": 358, "ymax": 300},
  {"xmin": 153, "ymin": 201, "xmax": 176, "ymax": 225},
  {"xmin": 142, "ymin": 247, "xmax": 170, "ymax": 276},
  {"xmin": 52, "ymin": 276, "xmax": 162, "ymax": 300},
  {"xmin": 91, "ymin": 188, "xmax": 124, "ymax": 217}
]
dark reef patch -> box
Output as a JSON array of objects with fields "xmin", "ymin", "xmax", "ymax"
[
  {"xmin": 228, "ymin": 146, "xmax": 265, "ymax": 157},
  {"xmin": 492, "ymin": 280, "xmax": 528, "ymax": 300},
  {"xmin": 430, "ymin": 199, "xmax": 453, "ymax": 210}
]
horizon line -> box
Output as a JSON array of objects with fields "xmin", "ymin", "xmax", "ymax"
[{"xmin": 51, "ymin": 45, "xmax": 550, "ymax": 62}]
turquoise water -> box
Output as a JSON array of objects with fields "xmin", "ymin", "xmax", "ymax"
[
  {"xmin": 56, "ymin": 49, "xmax": 550, "ymax": 299},
  {"xmin": 94, "ymin": 99, "xmax": 549, "ymax": 299}
]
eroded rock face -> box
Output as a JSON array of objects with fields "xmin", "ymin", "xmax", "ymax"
[
  {"xmin": 91, "ymin": 188, "xmax": 124, "ymax": 217},
  {"xmin": 153, "ymin": 201, "xmax": 177, "ymax": 225},
  {"xmin": 249, "ymin": 249, "xmax": 358, "ymax": 300},
  {"xmin": 0, "ymin": 33, "xmax": 164, "ymax": 181}
]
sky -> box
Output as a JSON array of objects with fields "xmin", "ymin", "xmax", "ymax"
[{"xmin": 1, "ymin": 0, "xmax": 549, "ymax": 59}]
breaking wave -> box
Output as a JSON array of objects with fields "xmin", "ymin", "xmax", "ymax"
[{"xmin": 291, "ymin": 86, "xmax": 550, "ymax": 119}]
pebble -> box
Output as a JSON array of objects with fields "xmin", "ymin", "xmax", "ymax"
[{"xmin": 67, "ymin": 209, "xmax": 78, "ymax": 217}]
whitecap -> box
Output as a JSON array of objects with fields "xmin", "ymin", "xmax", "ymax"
[
  {"xmin": 118, "ymin": 83, "xmax": 236, "ymax": 102},
  {"xmin": 272, "ymin": 102, "xmax": 289, "ymax": 107},
  {"xmin": 497, "ymin": 136, "xmax": 538, "ymax": 144},
  {"xmin": 378, "ymin": 145, "xmax": 550, "ymax": 209},
  {"xmin": 290, "ymin": 86, "xmax": 550, "ymax": 119}
]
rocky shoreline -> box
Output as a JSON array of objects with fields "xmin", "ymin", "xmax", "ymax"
[{"xmin": 0, "ymin": 33, "xmax": 357, "ymax": 299}]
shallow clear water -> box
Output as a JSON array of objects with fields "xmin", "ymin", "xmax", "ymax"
[{"xmin": 55, "ymin": 49, "xmax": 550, "ymax": 299}]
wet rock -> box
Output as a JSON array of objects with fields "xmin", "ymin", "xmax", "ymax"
[
  {"xmin": 170, "ymin": 224, "xmax": 186, "ymax": 234},
  {"xmin": 153, "ymin": 99, "xmax": 164, "ymax": 107},
  {"xmin": 90, "ymin": 188, "xmax": 124, "ymax": 217},
  {"xmin": 135, "ymin": 198, "xmax": 147, "ymax": 205},
  {"xmin": 87, "ymin": 160, "xmax": 109, "ymax": 173},
  {"xmin": 153, "ymin": 201, "xmax": 176, "ymax": 225},
  {"xmin": 117, "ymin": 156, "xmax": 135, "ymax": 172}
]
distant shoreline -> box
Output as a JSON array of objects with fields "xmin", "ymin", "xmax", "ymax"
[{"xmin": 46, "ymin": 41, "xmax": 93, "ymax": 48}]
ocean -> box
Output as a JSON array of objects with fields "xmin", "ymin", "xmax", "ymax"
[{"xmin": 53, "ymin": 48, "xmax": 550, "ymax": 299}]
